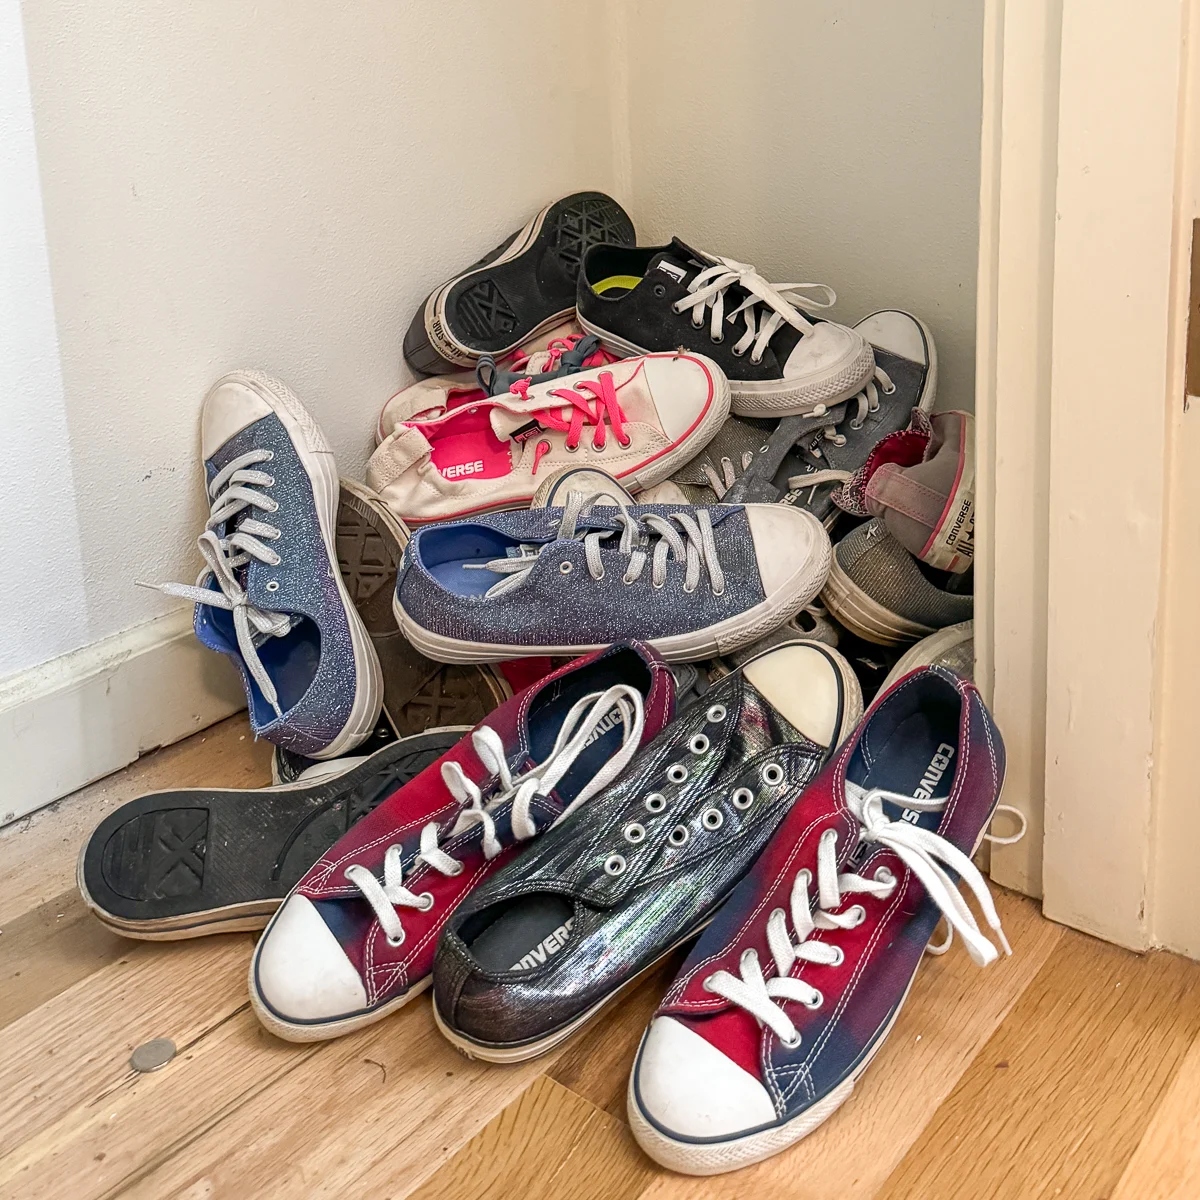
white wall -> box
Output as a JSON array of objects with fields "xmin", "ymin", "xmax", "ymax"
[{"xmin": 624, "ymin": 0, "xmax": 985, "ymax": 409}]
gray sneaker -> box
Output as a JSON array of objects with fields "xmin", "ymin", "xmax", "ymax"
[
  {"xmin": 660, "ymin": 310, "xmax": 936, "ymax": 525},
  {"xmin": 880, "ymin": 620, "xmax": 975, "ymax": 690},
  {"xmin": 822, "ymin": 519, "xmax": 972, "ymax": 646}
]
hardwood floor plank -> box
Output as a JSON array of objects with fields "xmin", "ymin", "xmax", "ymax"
[
  {"xmin": 405, "ymin": 1076, "xmax": 654, "ymax": 1200},
  {"xmin": 550, "ymin": 952, "xmax": 685, "ymax": 1119},
  {"xmin": 876, "ymin": 932, "xmax": 1200, "ymax": 1200},
  {"xmin": 113, "ymin": 997, "xmax": 560, "ymax": 1200},
  {"xmin": 0, "ymin": 715, "xmax": 268, "ymax": 928},
  {"xmin": 0, "ymin": 934, "xmax": 253, "ymax": 1160},
  {"xmin": 634, "ymin": 890, "xmax": 1061, "ymax": 1200},
  {"xmin": 1111, "ymin": 1033, "xmax": 1200, "ymax": 1199}
]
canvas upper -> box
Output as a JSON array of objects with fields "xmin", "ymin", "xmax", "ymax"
[
  {"xmin": 367, "ymin": 353, "xmax": 730, "ymax": 526},
  {"xmin": 248, "ymin": 641, "xmax": 674, "ymax": 1041},
  {"xmin": 629, "ymin": 666, "xmax": 1009, "ymax": 1176},
  {"xmin": 431, "ymin": 641, "xmax": 862, "ymax": 1060}
]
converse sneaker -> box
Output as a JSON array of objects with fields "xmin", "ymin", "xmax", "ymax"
[
  {"xmin": 78, "ymin": 727, "xmax": 467, "ymax": 940},
  {"xmin": 881, "ymin": 620, "xmax": 975, "ymax": 691},
  {"xmin": 822, "ymin": 519, "xmax": 973, "ymax": 646},
  {"xmin": 577, "ymin": 238, "xmax": 875, "ymax": 418},
  {"xmin": 366, "ymin": 353, "xmax": 730, "ymax": 525},
  {"xmin": 629, "ymin": 666, "xmax": 1014, "ymax": 1175},
  {"xmin": 393, "ymin": 493, "xmax": 832, "ymax": 664},
  {"xmin": 403, "ymin": 192, "xmax": 635, "ymax": 374},
  {"xmin": 377, "ymin": 323, "xmax": 615, "ymax": 444},
  {"xmin": 148, "ymin": 372, "xmax": 382, "ymax": 759},
  {"xmin": 432, "ymin": 641, "xmax": 862, "ymax": 1063},
  {"xmin": 248, "ymin": 641, "xmax": 673, "ymax": 1041}
]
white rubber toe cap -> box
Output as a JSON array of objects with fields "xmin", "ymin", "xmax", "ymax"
[
  {"xmin": 640, "ymin": 354, "xmax": 719, "ymax": 442},
  {"xmin": 783, "ymin": 322, "xmax": 862, "ymax": 380},
  {"xmin": 745, "ymin": 504, "xmax": 825, "ymax": 596},
  {"xmin": 635, "ymin": 1016, "xmax": 777, "ymax": 1139},
  {"xmin": 255, "ymin": 894, "xmax": 368, "ymax": 1021}
]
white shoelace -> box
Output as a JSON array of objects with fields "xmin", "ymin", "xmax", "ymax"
[
  {"xmin": 344, "ymin": 684, "xmax": 645, "ymax": 947},
  {"xmin": 144, "ymin": 450, "xmax": 288, "ymax": 717},
  {"xmin": 468, "ymin": 492, "xmax": 726, "ymax": 598},
  {"xmin": 704, "ymin": 784, "xmax": 1020, "ymax": 1047},
  {"xmin": 673, "ymin": 254, "xmax": 837, "ymax": 364}
]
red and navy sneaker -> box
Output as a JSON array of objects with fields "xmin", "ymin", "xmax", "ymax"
[
  {"xmin": 249, "ymin": 641, "xmax": 673, "ymax": 1042},
  {"xmin": 628, "ymin": 666, "xmax": 1016, "ymax": 1175}
]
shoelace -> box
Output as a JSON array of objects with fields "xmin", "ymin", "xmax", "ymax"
[
  {"xmin": 345, "ymin": 684, "xmax": 645, "ymax": 947},
  {"xmin": 144, "ymin": 450, "xmax": 289, "ymax": 717},
  {"xmin": 475, "ymin": 334, "xmax": 613, "ymax": 395},
  {"xmin": 674, "ymin": 254, "xmax": 837, "ymax": 364},
  {"xmin": 703, "ymin": 784, "xmax": 1023, "ymax": 1048},
  {"xmin": 466, "ymin": 491, "xmax": 727, "ymax": 599},
  {"xmin": 508, "ymin": 369, "xmax": 630, "ymax": 454},
  {"xmin": 699, "ymin": 365, "xmax": 896, "ymax": 502}
]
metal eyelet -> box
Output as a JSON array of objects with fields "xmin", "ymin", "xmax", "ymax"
[
  {"xmin": 668, "ymin": 824, "xmax": 690, "ymax": 847},
  {"xmin": 417, "ymin": 891, "xmax": 435, "ymax": 912},
  {"xmin": 874, "ymin": 866, "xmax": 895, "ymax": 886},
  {"xmin": 710, "ymin": 334, "xmax": 724, "ymax": 344},
  {"xmin": 386, "ymin": 931, "xmax": 405, "ymax": 948},
  {"xmin": 644, "ymin": 792, "xmax": 667, "ymax": 813},
  {"xmin": 848, "ymin": 905, "xmax": 867, "ymax": 927},
  {"xmin": 653, "ymin": 283, "xmax": 667, "ymax": 297},
  {"xmin": 265, "ymin": 580, "xmax": 280, "ymax": 592},
  {"xmin": 565, "ymin": 441, "xmax": 580, "ymax": 453},
  {"xmin": 666, "ymin": 763, "xmax": 688, "ymax": 784},
  {"xmin": 604, "ymin": 854, "xmax": 627, "ymax": 876},
  {"xmin": 730, "ymin": 344, "xmax": 746, "ymax": 357},
  {"xmin": 706, "ymin": 704, "xmax": 727, "ymax": 723},
  {"xmin": 689, "ymin": 734, "xmax": 710, "ymax": 755},
  {"xmin": 829, "ymin": 946, "xmax": 846, "ymax": 967},
  {"xmin": 803, "ymin": 989, "xmax": 824, "ymax": 1010},
  {"xmin": 701, "ymin": 808, "xmax": 724, "ymax": 831},
  {"xmin": 560, "ymin": 561, "xmax": 573, "ymax": 574},
  {"xmin": 781, "ymin": 1030, "xmax": 802, "ymax": 1049},
  {"xmin": 624, "ymin": 822, "xmax": 646, "ymax": 844},
  {"xmin": 731, "ymin": 787, "xmax": 754, "ymax": 810},
  {"xmin": 760, "ymin": 762, "xmax": 784, "ymax": 787}
]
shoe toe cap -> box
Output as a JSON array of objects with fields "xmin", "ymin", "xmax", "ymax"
[
  {"xmin": 254, "ymin": 894, "xmax": 368, "ymax": 1022},
  {"xmin": 634, "ymin": 1016, "xmax": 777, "ymax": 1139},
  {"xmin": 745, "ymin": 504, "xmax": 829, "ymax": 597},
  {"xmin": 783, "ymin": 322, "xmax": 865, "ymax": 380},
  {"xmin": 640, "ymin": 354, "xmax": 723, "ymax": 442}
]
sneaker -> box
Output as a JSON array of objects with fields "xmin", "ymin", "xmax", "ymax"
[
  {"xmin": 530, "ymin": 464, "xmax": 636, "ymax": 509},
  {"xmin": 403, "ymin": 192, "xmax": 635, "ymax": 374},
  {"xmin": 822, "ymin": 519, "xmax": 973, "ymax": 646},
  {"xmin": 628, "ymin": 666, "xmax": 1012, "ymax": 1175},
  {"xmin": 431, "ymin": 641, "xmax": 863, "ymax": 1063},
  {"xmin": 366, "ymin": 353, "xmax": 730, "ymax": 526},
  {"xmin": 273, "ymin": 714, "xmax": 398, "ymax": 786},
  {"xmin": 880, "ymin": 620, "xmax": 974, "ymax": 691},
  {"xmin": 645, "ymin": 310, "xmax": 935, "ymax": 528},
  {"xmin": 78, "ymin": 727, "xmax": 467, "ymax": 940},
  {"xmin": 148, "ymin": 372, "xmax": 383, "ymax": 759},
  {"xmin": 577, "ymin": 238, "xmax": 875, "ymax": 418},
  {"xmin": 377, "ymin": 323, "xmax": 616, "ymax": 444},
  {"xmin": 861, "ymin": 410, "xmax": 974, "ymax": 574},
  {"xmin": 248, "ymin": 641, "xmax": 674, "ymax": 1041},
  {"xmin": 393, "ymin": 493, "xmax": 832, "ymax": 664}
]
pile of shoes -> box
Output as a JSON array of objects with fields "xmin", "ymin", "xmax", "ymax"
[{"xmin": 79, "ymin": 191, "xmax": 1016, "ymax": 1177}]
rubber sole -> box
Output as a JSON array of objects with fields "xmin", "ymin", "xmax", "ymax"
[
  {"xmin": 576, "ymin": 314, "xmax": 876, "ymax": 419},
  {"xmin": 334, "ymin": 479, "xmax": 513, "ymax": 733},
  {"xmin": 405, "ymin": 192, "xmax": 634, "ymax": 372},
  {"xmin": 820, "ymin": 551, "xmax": 937, "ymax": 647},
  {"xmin": 393, "ymin": 508, "xmax": 831, "ymax": 665},
  {"xmin": 78, "ymin": 728, "xmax": 467, "ymax": 940}
]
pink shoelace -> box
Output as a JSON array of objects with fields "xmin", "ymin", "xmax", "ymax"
[
  {"xmin": 511, "ymin": 370, "xmax": 631, "ymax": 472},
  {"xmin": 508, "ymin": 333, "xmax": 614, "ymax": 374}
]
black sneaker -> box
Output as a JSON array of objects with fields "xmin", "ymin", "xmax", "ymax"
[
  {"xmin": 645, "ymin": 310, "xmax": 936, "ymax": 528},
  {"xmin": 577, "ymin": 237, "xmax": 875, "ymax": 418},
  {"xmin": 403, "ymin": 192, "xmax": 635, "ymax": 374}
]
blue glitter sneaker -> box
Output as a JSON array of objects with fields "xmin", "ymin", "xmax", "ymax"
[
  {"xmin": 153, "ymin": 371, "xmax": 383, "ymax": 759},
  {"xmin": 393, "ymin": 493, "xmax": 832, "ymax": 664}
]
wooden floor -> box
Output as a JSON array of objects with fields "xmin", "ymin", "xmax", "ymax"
[{"xmin": 3, "ymin": 717, "xmax": 1200, "ymax": 1199}]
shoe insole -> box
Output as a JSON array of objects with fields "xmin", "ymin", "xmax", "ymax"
[{"xmin": 465, "ymin": 893, "xmax": 576, "ymax": 973}]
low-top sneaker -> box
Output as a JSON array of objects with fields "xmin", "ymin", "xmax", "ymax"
[
  {"xmin": 404, "ymin": 191, "xmax": 635, "ymax": 374},
  {"xmin": 393, "ymin": 493, "xmax": 832, "ymax": 664},
  {"xmin": 693, "ymin": 311, "xmax": 937, "ymax": 527},
  {"xmin": 148, "ymin": 372, "xmax": 383, "ymax": 759},
  {"xmin": 367, "ymin": 353, "xmax": 730, "ymax": 526},
  {"xmin": 249, "ymin": 641, "xmax": 673, "ymax": 1041},
  {"xmin": 577, "ymin": 238, "xmax": 875, "ymax": 418},
  {"xmin": 629, "ymin": 666, "xmax": 1013, "ymax": 1175},
  {"xmin": 377, "ymin": 323, "xmax": 616, "ymax": 444},
  {"xmin": 78, "ymin": 727, "xmax": 467, "ymax": 940},
  {"xmin": 823, "ymin": 518, "xmax": 973, "ymax": 646},
  {"xmin": 881, "ymin": 620, "xmax": 975, "ymax": 691},
  {"xmin": 431, "ymin": 640, "xmax": 863, "ymax": 1063}
]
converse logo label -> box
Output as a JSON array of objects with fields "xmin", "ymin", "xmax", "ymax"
[
  {"xmin": 510, "ymin": 918, "xmax": 574, "ymax": 971},
  {"xmin": 443, "ymin": 460, "xmax": 485, "ymax": 479}
]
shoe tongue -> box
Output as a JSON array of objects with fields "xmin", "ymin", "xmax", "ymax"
[{"xmin": 646, "ymin": 237, "xmax": 710, "ymax": 289}]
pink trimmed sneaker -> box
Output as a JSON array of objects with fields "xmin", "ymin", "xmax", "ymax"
[{"xmin": 366, "ymin": 353, "xmax": 731, "ymax": 526}]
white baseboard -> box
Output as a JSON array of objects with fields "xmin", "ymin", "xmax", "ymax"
[{"xmin": 0, "ymin": 609, "xmax": 245, "ymax": 827}]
